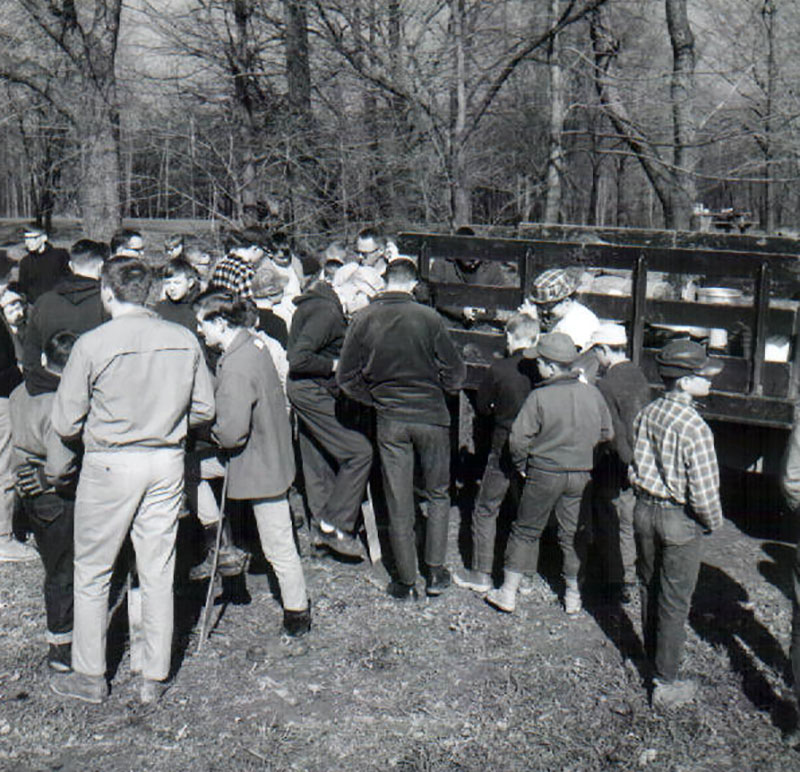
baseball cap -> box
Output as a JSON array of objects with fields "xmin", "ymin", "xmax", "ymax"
[{"xmin": 656, "ymin": 339, "xmax": 723, "ymax": 379}]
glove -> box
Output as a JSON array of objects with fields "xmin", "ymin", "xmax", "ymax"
[{"xmin": 15, "ymin": 463, "xmax": 49, "ymax": 498}]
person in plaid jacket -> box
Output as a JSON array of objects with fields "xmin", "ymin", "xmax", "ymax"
[{"xmin": 629, "ymin": 339, "xmax": 723, "ymax": 711}]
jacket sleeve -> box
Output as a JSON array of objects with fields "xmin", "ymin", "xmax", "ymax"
[
  {"xmin": 597, "ymin": 389, "xmax": 615, "ymax": 445},
  {"xmin": 475, "ymin": 365, "xmax": 497, "ymax": 416},
  {"xmin": 509, "ymin": 394, "xmax": 540, "ymax": 472},
  {"xmin": 782, "ymin": 408, "xmax": 800, "ymax": 512},
  {"xmin": 50, "ymin": 341, "xmax": 91, "ymax": 441},
  {"xmin": 336, "ymin": 316, "xmax": 374, "ymax": 406},
  {"xmin": 44, "ymin": 429, "xmax": 78, "ymax": 490},
  {"xmin": 287, "ymin": 307, "xmax": 336, "ymax": 378},
  {"xmin": 433, "ymin": 321, "xmax": 466, "ymax": 393},
  {"xmin": 0, "ymin": 321, "xmax": 21, "ymax": 397},
  {"xmin": 189, "ymin": 350, "xmax": 216, "ymax": 429},
  {"xmin": 211, "ymin": 357, "xmax": 255, "ymax": 450}
]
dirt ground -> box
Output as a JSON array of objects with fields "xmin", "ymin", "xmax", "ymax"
[{"xmin": 1, "ymin": 471, "xmax": 800, "ymax": 772}]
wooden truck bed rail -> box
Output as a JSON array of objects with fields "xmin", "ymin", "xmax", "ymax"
[{"xmin": 398, "ymin": 230, "xmax": 800, "ymax": 430}]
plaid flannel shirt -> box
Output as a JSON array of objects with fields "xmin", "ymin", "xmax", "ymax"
[
  {"xmin": 209, "ymin": 255, "xmax": 254, "ymax": 301},
  {"xmin": 629, "ymin": 390, "xmax": 723, "ymax": 531}
]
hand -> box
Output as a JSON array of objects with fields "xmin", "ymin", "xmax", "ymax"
[{"xmin": 15, "ymin": 463, "xmax": 48, "ymax": 498}]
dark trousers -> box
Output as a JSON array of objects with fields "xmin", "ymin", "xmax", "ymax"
[
  {"xmin": 791, "ymin": 539, "xmax": 800, "ymax": 704},
  {"xmin": 471, "ymin": 429, "xmax": 518, "ymax": 574},
  {"xmin": 25, "ymin": 493, "xmax": 74, "ymax": 642},
  {"xmin": 288, "ymin": 378, "xmax": 373, "ymax": 534},
  {"xmin": 377, "ymin": 417, "xmax": 450, "ymax": 586},
  {"xmin": 593, "ymin": 454, "xmax": 637, "ymax": 586},
  {"xmin": 634, "ymin": 498, "xmax": 703, "ymax": 683},
  {"xmin": 505, "ymin": 467, "xmax": 590, "ymax": 578}
]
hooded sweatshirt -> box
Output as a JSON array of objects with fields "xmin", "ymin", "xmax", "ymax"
[{"xmin": 23, "ymin": 274, "xmax": 107, "ymax": 395}]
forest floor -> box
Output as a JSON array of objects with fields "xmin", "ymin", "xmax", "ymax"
[{"xmin": 1, "ymin": 472, "xmax": 800, "ymax": 772}]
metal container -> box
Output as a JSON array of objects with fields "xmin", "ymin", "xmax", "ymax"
[{"xmin": 696, "ymin": 287, "xmax": 743, "ymax": 349}]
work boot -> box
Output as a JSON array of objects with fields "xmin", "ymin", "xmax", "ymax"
[
  {"xmin": 453, "ymin": 568, "xmax": 491, "ymax": 594},
  {"xmin": 564, "ymin": 577, "xmax": 582, "ymax": 616},
  {"xmin": 652, "ymin": 678, "xmax": 697, "ymax": 710},
  {"xmin": 386, "ymin": 580, "xmax": 419, "ymax": 601},
  {"xmin": 282, "ymin": 606, "xmax": 312, "ymax": 637},
  {"xmin": 47, "ymin": 643, "xmax": 72, "ymax": 673},
  {"xmin": 0, "ymin": 534, "xmax": 38, "ymax": 562},
  {"xmin": 426, "ymin": 565, "xmax": 452, "ymax": 596},
  {"xmin": 50, "ymin": 671, "xmax": 108, "ymax": 704},
  {"xmin": 189, "ymin": 522, "xmax": 250, "ymax": 581},
  {"xmin": 315, "ymin": 521, "xmax": 364, "ymax": 559},
  {"xmin": 486, "ymin": 570, "xmax": 522, "ymax": 613}
]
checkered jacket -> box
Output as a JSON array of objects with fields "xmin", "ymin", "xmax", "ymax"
[
  {"xmin": 209, "ymin": 255, "xmax": 254, "ymax": 301},
  {"xmin": 629, "ymin": 390, "xmax": 722, "ymax": 531}
]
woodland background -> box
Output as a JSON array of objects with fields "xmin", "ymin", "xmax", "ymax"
[{"xmin": 0, "ymin": 0, "xmax": 798, "ymax": 244}]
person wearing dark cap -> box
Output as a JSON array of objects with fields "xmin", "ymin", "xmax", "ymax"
[
  {"xmin": 487, "ymin": 332, "xmax": 613, "ymax": 615},
  {"xmin": 630, "ymin": 339, "xmax": 724, "ymax": 711},
  {"xmin": 18, "ymin": 226, "xmax": 70, "ymax": 303}
]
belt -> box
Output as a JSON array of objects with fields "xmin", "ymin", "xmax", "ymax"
[{"xmin": 634, "ymin": 488, "xmax": 684, "ymax": 508}]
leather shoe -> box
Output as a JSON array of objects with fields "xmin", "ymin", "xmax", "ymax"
[
  {"xmin": 386, "ymin": 581, "xmax": 418, "ymax": 600},
  {"xmin": 426, "ymin": 566, "xmax": 451, "ymax": 596}
]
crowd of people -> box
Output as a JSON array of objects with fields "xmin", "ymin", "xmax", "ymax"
[{"xmin": 1, "ymin": 222, "xmax": 800, "ymax": 739}]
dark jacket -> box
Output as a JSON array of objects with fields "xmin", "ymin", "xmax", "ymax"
[
  {"xmin": 155, "ymin": 297, "xmax": 198, "ymax": 334},
  {"xmin": 287, "ymin": 280, "xmax": 346, "ymax": 390},
  {"xmin": 212, "ymin": 329, "xmax": 294, "ymax": 499},
  {"xmin": 476, "ymin": 350, "xmax": 539, "ymax": 433},
  {"xmin": 337, "ymin": 290, "xmax": 466, "ymax": 427},
  {"xmin": 257, "ymin": 308, "xmax": 288, "ymax": 349},
  {"xmin": 596, "ymin": 360, "xmax": 652, "ymax": 466},
  {"xmin": 0, "ymin": 320, "xmax": 22, "ymax": 398},
  {"xmin": 510, "ymin": 371, "xmax": 613, "ymax": 473},
  {"xmin": 18, "ymin": 245, "xmax": 71, "ymax": 302},
  {"xmin": 23, "ymin": 274, "xmax": 107, "ymax": 395}
]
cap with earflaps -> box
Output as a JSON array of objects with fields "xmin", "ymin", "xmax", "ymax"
[
  {"xmin": 528, "ymin": 268, "xmax": 580, "ymax": 305},
  {"xmin": 523, "ymin": 332, "xmax": 578, "ymax": 364},
  {"xmin": 656, "ymin": 339, "xmax": 723, "ymax": 379}
]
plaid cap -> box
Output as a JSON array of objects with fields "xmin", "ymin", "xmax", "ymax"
[{"xmin": 529, "ymin": 268, "xmax": 580, "ymax": 304}]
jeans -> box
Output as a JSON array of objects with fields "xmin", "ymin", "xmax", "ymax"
[
  {"xmin": 25, "ymin": 493, "xmax": 74, "ymax": 643},
  {"xmin": 505, "ymin": 467, "xmax": 590, "ymax": 579},
  {"xmin": 252, "ymin": 493, "xmax": 308, "ymax": 611},
  {"xmin": 634, "ymin": 497, "xmax": 703, "ymax": 683},
  {"xmin": 73, "ymin": 449, "xmax": 183, "ymax": 682},
  {"xmin": 471, "ymin": 430, "xmax": 518, "ymax": 574},
  {"xmin": 377, "ymin": 417, "xmax": 450, "ymax": 586},
  {"xmin": 594, "ymin": 455, "xmax": 637, "ymax": 586},
  {"xmin": 288, "ymin": 379, "xmax": 372, "ymax": 533}
]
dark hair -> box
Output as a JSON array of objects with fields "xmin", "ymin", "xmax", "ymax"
[
  {"xmin": 660, "ymin": 374, "xmax": 681, "ymax": 391},
  {"xmin": 101, "ymin": 257, "xmax": 152, "ymax": 304},
  {"xmin": 385, "ymin": 259, "xmax": 418, "ymax": 284},
  {"xmin": 70, "ymin": 239, "xmax": 108, "ymax": 266},
  {"xmin": 162, "ymin": 257, "xmax": 199, "ymax": 283},
  {"xmin": 110, "ymin": 229, "xmax": 143, "ymax": 255},
  {"xmin": 2, "ymin": 281, "xmax": 27, "ymax": 307},
  {"xmin": 271, "ymin": 230, "xmax": 290, "ymax": 249},
  {"xmin": 193, "ymin": 290, "xmax": 251, "ymax": 328},
  {"xmin": 455, "ymin": 225, "xmax": 475, "ymax": 236},
  {"xmin": 357, "ymin": 226, "xmax": 385, "ymax": 245},
  {"xmin": 44, "ymin": 330, "xmax": 78, "ymax": 371}
]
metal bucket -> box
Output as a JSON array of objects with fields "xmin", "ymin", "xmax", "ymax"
[{"xmin": 696, "ymin": 287, "xmax": 743, "ymax": 349}]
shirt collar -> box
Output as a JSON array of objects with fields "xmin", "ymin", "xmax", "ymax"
[{"xmin": 663, "ymin": 390, "xmax": 694, "ymax": 406}]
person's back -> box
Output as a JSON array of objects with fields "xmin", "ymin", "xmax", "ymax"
[
  {"xmin": 54, "ymin": 312, "xmax": 208, "ymax": 451},
  {"xmin": 343, "ymin": 292, "xmax": 464, "ymax": 425}
]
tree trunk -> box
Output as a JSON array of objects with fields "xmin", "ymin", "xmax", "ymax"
[
  {"xmin": 449, "ymin": 0, "xmax": 471, "ymax": 227},
  {"xmin": 285, "ymin": 0, "xmax": 312, "ymax": 121},
  {"xmin": 75, "ymin": 109, "xmax": 121, "ymax": 241},
  {"xmin": 544, "ymin": 0, "xmax": 564, "ymax": 224},
  {"xmin": 665, "ymin": 0, "xmax": 696, "ymax": 230}
]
